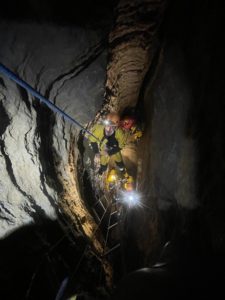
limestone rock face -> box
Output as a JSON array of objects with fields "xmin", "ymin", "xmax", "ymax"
[
  {"xmin": 0, "ymin": 21, "xmax": 107, "ymax": 237},
  {"xmin": 104, "ymin": 0, "xmax": 166, "ymax": 113}
]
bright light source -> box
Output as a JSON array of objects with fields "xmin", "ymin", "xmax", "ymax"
[
  {"xmin": 103, "ymin": 119, "xmax": 111, "ymax": 126},
  {"xmin": 102, "ymin": 119, "xmax": 117, "ymax": 127},
  {"xmin": 119, "ymin": 190, "xmax": 141, "ymax": 208}
]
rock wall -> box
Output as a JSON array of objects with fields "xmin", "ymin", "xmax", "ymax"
[
  {"xmin": 143, "ymin": 45, "xmax": 196, "ymax": 211},
  {"xmin": 104, "ymin": 0, "xmax": 166, "ymax": 113},
  {"xmin": 135, "ymin": 0, "xmax": 225, "ymax": 266},
  {"xmin": 0, "ymin": 21, "xmax": 107, "ymax": 237}
]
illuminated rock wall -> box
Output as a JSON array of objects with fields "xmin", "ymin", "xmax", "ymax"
[
  {"xmin": 104, "ymin": 0, "xmax": 166, "ymax": 113},
  {"xmin": 0, "ymin": 21, "xmax": 107, "ymax": 237}
]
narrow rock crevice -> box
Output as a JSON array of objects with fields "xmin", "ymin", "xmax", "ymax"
[
  {"xmin": 61, "ymin": 118, "xmax": 68, "ymax": 151},
  {"xmin": 0, "ymin": 214, "xmax": 14, "ymax": 223},
  {"xmin": 24, "ymin": 127, "xmax": 36, "ymax": 165},
  {"xmin": 0, "ymin": 202, "xmax": 15, "ymax": 220},
  {"xmin": 0, "ymin": 101, "xmax": 11, "ymax": 136},
  {"xmin": 89, "ymin": 0, "xmax": 167, "ymax": 271},
  {"xmin": 33, "ymin": 103, "xmax": 63, "ymax": 197},
  {"xmin": 17, "ymin": 84, "xmax": 31, "ymax": 113},
  {"xmin": 0, "ymin": 77, "xmax": 6, "ymax": 88},
  {"xmin": 0, "ymin": 140, "xmax": 22, "ymax": 193}
]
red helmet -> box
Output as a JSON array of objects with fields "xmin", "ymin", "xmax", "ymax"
[{"xmin": 121, "ymin": 116, "xmax": 136, "ymax": 130}]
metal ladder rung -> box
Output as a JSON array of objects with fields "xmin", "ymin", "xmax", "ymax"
[
  {"xmin": 110, "ymin": 210, "xmax": 118, "ymax": 217},
  {"xmin": 93, "ymin": 199, "xmax": 106, "ymax": 212},
  {"xmin": 108, "ymin": 222, "xmax": 118, "ymax": 230},
  {"xmin": 103, "ymin": 243, "xmax": 120, "ymax": 256}
]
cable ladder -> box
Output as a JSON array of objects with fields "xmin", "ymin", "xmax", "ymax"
[{"xmin": 91, "ymin": 193, "xmax": 121, "ymax": 257}]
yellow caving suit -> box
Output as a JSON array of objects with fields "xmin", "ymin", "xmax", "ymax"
[{"xmin": 88, "ymin": 124, "xmax": 128, "ymax": 172}]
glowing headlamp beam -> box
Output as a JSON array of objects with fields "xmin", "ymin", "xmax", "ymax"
[
  {"xmin": 102, "ymin": 119, "xmax": 117, "ymax": 127},
  {"xmin": 103, "ymin": 120, "xmax": 111, "ymax": 126},
  {"xmin": 119, "ymin": 190, "xmax": 141, "ymax": 208}
]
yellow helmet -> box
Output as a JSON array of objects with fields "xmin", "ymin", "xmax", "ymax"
[
  {"xmin": 123, "ymin": 175, "xmax": 135, "ymax": 191},
  {"xmin": 106, "ymin": 169, "xmax": 118, "ymax": 183},
  {"xmin": 106, "ymin": 168, "xmax": 119, "ymax": 190}
]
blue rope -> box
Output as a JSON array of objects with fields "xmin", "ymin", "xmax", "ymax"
[{"xmin": 0, "ymin": 63, "xmax": 99, "ymax": 141}]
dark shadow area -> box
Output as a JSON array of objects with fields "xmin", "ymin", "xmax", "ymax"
[
  {"xmin": 0, "ymin": 219, "xmax": 104, "ymax": 300},
  {"xmin": 33, "ymin": 102, "xmax": 63, "ymax": 200},
  {"xmin": 0, "ymin": 0, "xmax": 116, "ymax": 28},
  {"xmin": 110, "ymin": 208, "xmax": 225, "ymax": 299},
  {"xmin": 121, "ymin": 209, "xmax": 144, "ymax": 272},
  {"xmin": 165, "ymin": 0, "xmax": 225, "ymax": 255},
  {"xmin": 0, "ymin": 101, "xmax": 10, "ymax": 136},
  {"xmin": 111, "ymin": 0, "xmax": 225, "ymax": 296}
]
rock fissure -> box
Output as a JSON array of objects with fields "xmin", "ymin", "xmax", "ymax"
[
  {"xmin": 0, "ymin": 202, "xmax": 16, "ymax": 220},
  {"xmin": 24, "ymin": 127, "xmax": 36, "ymax": 165},
  {"xmin": 0, "ymin": 77, "xmax": 6, "ymax": 88},
  {"xmin": 61, "ymin": 118, "xmax": 68, "ymax": 151},
  {"xmin": 34, "ymin": 104, "xmax": 62, "ymax": 195},
  {"xmin": 0, "ymin": 140, "xmax": 25, "ymax": 195},
  {"xmin": 17, "ymin": 84, "xmax": 32, "ymax": 113},
  {"xmin": 0, "ymin": 100, "xmax": 11, "ymax": 136}
]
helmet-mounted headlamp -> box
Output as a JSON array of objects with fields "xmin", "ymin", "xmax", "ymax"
[{"xmin": 102, "ymin": 118, "xmax": 118, "ymax": 127}]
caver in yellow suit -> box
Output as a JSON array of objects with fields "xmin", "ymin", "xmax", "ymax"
[
  {"xmin": 88, "ymin": 113, "xmax": 128, "ymax": 175},
  {"xmin": 120, "ymin": 115, "xmax": 143, "ymax": 142}
]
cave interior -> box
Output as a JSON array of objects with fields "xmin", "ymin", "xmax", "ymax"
[{"xmin": 0, "ymin": 0, "xmax": 225, "ymax": 299}]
